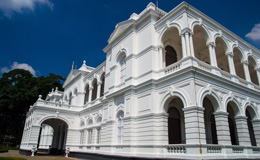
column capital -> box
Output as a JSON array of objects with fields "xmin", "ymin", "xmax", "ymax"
[
  {"xmin": 251, "ymin": 119, "xmax": 260, "ymax": 123},
  {"xmin": 206, "ymin": 41, "xmax": 216, "ymax": 47},
  {"xmin": 180, "ymin": 28, "xmax": 193, "ymax": 36},
  {"xmin": 214, "ymin": 111, "xmax": 229, "ymax": 116},
  {"xmin": 97, "ymin": 81, "xmax": 102, "ymax": 86},
  {"xmin": 235, "ymin": 115, "xmax": 247, "ymax": 120},
  {"xmin": 89, "ymin": 86, "xmax": 93, "ymax": 90},
  {"xmin": 182, "ymin": 106, "xmax": 204, "ymax": 112},
  {"xmin": 225, "ymin": 51, "xmax": 233, "ymax": 57},
  {"xmin": 241, "ymin": 60, "xmax": 248, "ymax": 65},
  {"xmin": 158, "ymin": 45, "xmax": 164, "ymax": 50}
]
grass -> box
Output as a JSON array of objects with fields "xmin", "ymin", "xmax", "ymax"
[{"xmin": 0, "ymin": 157, "xmax": 26, "ymax": 160}]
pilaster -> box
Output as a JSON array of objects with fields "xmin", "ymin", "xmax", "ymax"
[
  {"xmin": 235, "ymin": 116, "xmax": 251, "ymax": 146},
  {"xmin": 214, "ymin": 111, "xmax": 231, "ymax": 145},
  {"xmin": 183, "ymin": 106, "xmax": 206, "ymax": 145},
  {"xmin": 252, "ymin": 119, "xmax": 260, "ymax": 146}
]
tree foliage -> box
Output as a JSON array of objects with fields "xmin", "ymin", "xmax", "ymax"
[{"xmin": 0, "ymin": 69, "xmax": 65, "ymax": 146}]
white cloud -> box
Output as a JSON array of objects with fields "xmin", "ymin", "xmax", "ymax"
[
  {"xmin": 246, "ymin": 23, "xmax": 260, "ymax": 41},
  {"xmin": 0, "ymin": 0, "xmax": 53, "ymax": 17},
  {"xmin": 0, "ymin": 62, "xmax": 36, "ymax": 76}
]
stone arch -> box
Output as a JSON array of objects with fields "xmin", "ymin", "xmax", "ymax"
[
  {"xmin": 198, "ymin": 89, "xmax": 222, "ymax": 112},
  {"xmin": 157, "ymin": 22, "xmax": 182, "ymax": 46},
  {"xmin": 192, "ymin": 24, "xmax": 211, "ymax": 64},
  {"xmin": 215, "ymin": 37, "xmax": 229, "ymax": 73},
  {"xmin": 80, "ymin": 120, "xmax": 85, "ymax": 127},
  {"xmin": 96, "ymin": 116, "xmax": 102, "ymax": 124},
  {"xmin": 116, "ymin": 48, "xmax": 127, "ymax": 62},
  {"xmin": 244, "ymin": 105, "xmax": 258, "ymax": 120},
  {"xmin": 233, "ymin": 47, "xmax": 246, "ymax": 79},
  {"xmin": 248, "ymin": 55, "xmax": 259, "ymax": 85},
  {"xmin": 224, "ymin": 98, "xmax": 242, "ymax": 115},
  {"xmin": 161, "ymin": 90, "xmax": 188, "ymax": 113},
  {"xmin": 160, "ymin": 26, "xmax": 182, "ymax": 67},
  {"xmin": 38, "ymin": 116, "xmax": 71, "ymax": 128},
  {"xmin": 87, "ymin": 118, "xmax": 93, "ymax": 126},
  {"xmin": 39, "ymin": 118, "xmax": 68, "ymax": 155}
]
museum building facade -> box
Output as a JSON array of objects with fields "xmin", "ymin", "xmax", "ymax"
[{"xmin": 20, "ymin": 2, "xmax": 260, "ymax": 159}]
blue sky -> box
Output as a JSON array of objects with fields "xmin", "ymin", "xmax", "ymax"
[{"xmin": 0, "ymin": 0, "xmax": 260, "ymax": 78}]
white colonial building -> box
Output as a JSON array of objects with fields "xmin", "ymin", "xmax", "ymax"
[{"xmin": 20, "ymin": 2, "xmax": 260, "ymax": 159}]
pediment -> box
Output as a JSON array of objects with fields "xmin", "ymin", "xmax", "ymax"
[
  {"xmin": 108, "ymin": 20, "xmax": 133, "ymax": 43},
  {"xmin": 63, "ymin": 69, "xmax": 80, "ymax": 88}
]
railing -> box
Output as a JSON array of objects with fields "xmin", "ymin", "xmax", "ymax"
[
  {"xmin": 167, "ymin": 145, "xmax": 186, "ymax": 153},
  {"xmin": 232, "ymin": 146, "xmax": 243, "ymax": 153},
  {"xmin": 252, "ymin": 147, "xmax": 260, "ymax": 154},
  {"xmin": 207, "ymin": 145, "xmax": 222, "ymax": 153},
  {"xmin": 164, "ymin": 61, "xmax": 181, "ymax": 75},
  {"xmin": 197, "ymin": 61, "xmax": 212, "ymax": 72}
]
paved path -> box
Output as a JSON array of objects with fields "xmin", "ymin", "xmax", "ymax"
[{"xmin": 0, "ymin": 150, "xmax": 81, "ymax": 160}]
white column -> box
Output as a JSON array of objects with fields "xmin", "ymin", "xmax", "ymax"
[
  {"xmin": 97, "ymin": 82, "xmax": 102, "ymax": 99},
  {"xmin": 235, "ymin": 116, "xmax": 251, "ymax": 146},
  {"xmin": 185, "ymin": 32, "xmax": 191, "ymax": 56},
  {"xmin": 256, "ymin": 69, "xmax": 260, "ymax": 85},
  {"xmin": 226, "ymin": 52, "xmax": 236, "ymax": 75},
  {"xmin": 189, "ymin": 33, "xmax": 195, "ymax": 57},
  {"xmin": 242, "ymin": 60, "xmax": 251, "ymax": 82},
  {"xmin": 181, "ymin": 34, "xmax": 187, "ymax": 58},
  {"xmin": 88, "ymin": 87, "xmax": 93, "ymax": 102},
  {"xmin": 252, "ymin": 119, "xmax": 260, "ymax": 146},
  {"xmin": 214, "ymin": 111, "xmax": 231, "ymax": 145},
  {"xmin": 208, "ymin": 42, "xmax": 218, "ymax": 67}
]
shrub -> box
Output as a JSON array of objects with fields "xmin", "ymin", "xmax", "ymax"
[{"xmin": 0, "ymin": 149, "xmax": 8, "ymax": 153}]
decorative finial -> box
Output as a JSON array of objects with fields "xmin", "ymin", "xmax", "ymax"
[
  {"xmin": 55, "ymin": 87, "xmax": 58, "ymax": 92},
  {"xmin": 38, "ymin": 95, "xmax": 42, "ymax": 100},
  {"xmin": 52, "ymin": 88, "xmax": 54, "ymax": 92},
  {"xmin": 83, "ymin": 60, "xmax": 86, "ymax": 65}
]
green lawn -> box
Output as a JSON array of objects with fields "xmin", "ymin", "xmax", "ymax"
[{"xmin": 0, "ymin": 157, "xmax": 26, "ymax": 160}]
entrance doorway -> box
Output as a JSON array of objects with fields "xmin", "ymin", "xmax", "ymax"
[{"xmin": 38, "ymin": 119, "xmax": 68, "ymax": 155}]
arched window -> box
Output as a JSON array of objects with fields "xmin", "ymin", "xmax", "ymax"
[
  {"xmin": 193, "ymin": 25, "xmax": 210, "ymax": 64},
  {"xmin": 96, "ymin": 117, "xmax": 102, "ymax": 144},
  {"xmin": 84, "ymin": 85, "xmax": 89, "ymax": 104},
  {"xmin": 100, "ymin": 73, "xmax": 105, "ymax": 97},
  {"xmin": 215, "ymin": 37, "xmax": 229, "ymax": 72},
  {"xmin": 68, "ymin": 92, "xmax": 72, "ymax": 105},
  {"xmin": 87, "ymin": 119, "xmax": 93, "ymax": 144},
  {"xmin": 168, "ymin": 107, "xmax": 181, "ymax": 144},
  {"xmin": 120, "ymin": 56, "xmax": 126, "ymax": 83},
  {"xmin": 167, "ymin": 98, "xmax": 185, "ymax": 144},
  {"xmin": 233, "ymin": 48, "xmax": 245, "ymax": 79},
  {"xmin": 246, "ymin": 107, "xmax": 257, "ymax": 146},
  {"xmin": 248, "ymin": 56, "xmax": 259, "ymax": 85},
  {"xmin": 227, "ymin": 103, "xmax": 239, "ymax": 145},
  {"xmin": 92, "ymin": 79, "xmax": 98, "ymax": 101},
  {"xmin": 203, "ymin": 97, "xmax": 218, "ymax": 144},
  {"xmin": 161, "ymin": 27, "xmax": 182, "ymax": 68},
  {"xmin": 165, "ymin": 46, "xmax": 177, "ymax": 67},
  {"xmin": 117, "ymin": 111, "xmax": 124, "ymax": 144}
]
